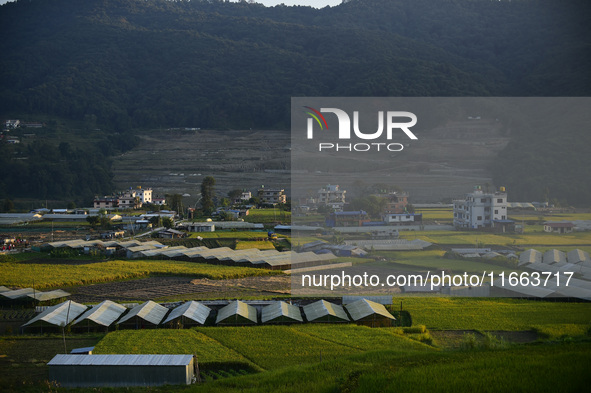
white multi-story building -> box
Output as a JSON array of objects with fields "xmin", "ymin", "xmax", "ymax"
[
  {"xmin": 136, "ymin": 187, "xmax": 153, "ymax": 204},
  {"xmin": 258, "ymin": 187, "xmax": 286, "ymax": 205},
  {"xmin": 317, "ymin": 184, "xmax": 346, "ymax": 211},
  {"xmin": 453, "ymin": 186, "xmax": 507, "ymax": 229}
]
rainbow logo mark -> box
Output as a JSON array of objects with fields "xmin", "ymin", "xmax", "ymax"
[{"xmin": 304, "ymin": 106, "xmax": 328, "ymax": 130}]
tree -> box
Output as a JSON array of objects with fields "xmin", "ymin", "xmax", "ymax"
[
  {"xmin": 200, "ymin": 176, "xmax": 216, "ymax": 215},
  {"xmin": 228, "ymin": 189, "xmax": 243, "ymax": 204},
  {"xmin": 168, "ymin": 194, "xmax": 184, "ymax": 216},
  {"xmin": 162, "ymin": 217, "xmax": 173, "ymax": 228},
  {"xmin": 67, "ymin": 201, "xmax": 76, "ymax": 209},
  {"xmin": 86, "ymin": 215, "xmax": 100, "ymax": 228},
  {"xmin": 2, "ymin": 198, "xmax": 15, "ymax": 212}
]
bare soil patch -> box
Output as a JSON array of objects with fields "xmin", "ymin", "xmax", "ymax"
[{"xmin": 70, "ymin": 275, "xmax": 291, "ymax": 303}]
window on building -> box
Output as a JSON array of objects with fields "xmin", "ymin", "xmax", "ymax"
[
  {"xmin": 477, "ymin": 216, "xmax": 482, "ymax": 220},
  {"xmin": 497, "ymin": 198, "xmax": 503, "ymax": 203},
  {"xmin": 494, "ymin": 210, "xmax": 498, "ymax": 214},
  {"xmin": 481, "ymin": 198, "xmax": 486, "ymax": 202}
]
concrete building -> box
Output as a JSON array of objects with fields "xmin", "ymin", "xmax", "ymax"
[
  {"xmin": 187, "ymin": 222, "xmax": 215, "ymax": 232},
  {"xmin": 382, "ymin": 213, "xmax": 422, "ymax": 225},
  {"xmin": 544, "ymin": 222, "xmax": 574, "ymax": 234},
  {"xmin": 136, "ymin": 187, "xmax": 153, "ymax": 204},
  {"xmin": 4, "ymin": 119, "xmax": 20, "ymax": 129},
  {"xmin": 382, "ymin": 192, "xmax": 408, "ymax": 214},
  {"xmin": 234, "ymin": 191, "xmax": 252, "ymax": 205},
  {"xmin": 48, "ymin": 354, "xmax": 195, "ymax": 387},
  {"xmin": 258, "ymin": 187, "xmax": 286, "ymax": 205},
  {"xmin": 317, "ymin": 184, "xmax": 346, "ymax": 211},
  {"xmin": 118, "ymin": 190, "xmax": 142, "ymax": 209},
  {"xmin": 153, "ymin": 197, "xmax": 166, "ymax": 206},
  {"xmin": 453, "ymin": 186, "xmax": 508, "ymax": 229},
  {"xmin": 93, "ymin": 197, "xmax": 118, "ymax": 209}
]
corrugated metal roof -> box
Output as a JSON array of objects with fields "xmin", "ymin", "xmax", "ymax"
[
  {"xmin": 216, "ymin": 300, "xmax": 257, "ymax": 324},
  {"xmin": 48, "ymin": 354, "xmax": 193, "ymax": 367},
  {"xmin": 162, "ymin": 301, "xmax": 211, "ymax": 325},
  {"xmin": 117, "ymin": 301, "xmax": 168, "ymax": 326},
  {"xmin": 342, "ymin": 296, "xmax": 393, "ymax": 305},
  {"xmin": 567, "ymin": 249, "xmax": 591, "ymax": 264},
  {"xmin": 127, "ymin": 245, "xmax": 157, "ymax": 253},
  {"xmin": 72, "ymin": 300, "xmax": 127, "ymax": 327},
  {"xmin": 303, "ymin": 300, "xmax": 349, "ymax": 322},
  {"xmin": 22, "ymin": 300, "xmax": 87, "ymax": 327},
  {"xmin": 27, "ymin": 289, "xmax": 71, "ymax": 302},
  {"xmin": 345, "ymin": 299, "xmax": 395, "ymax": 321},
  {"xmin": 543, "ymin": 249, "xmax": 566, "ymax": 265},
  {"xmin": 492, "ymin": 279, "xmax": 555, "ymax": 298},
  {"xmin": 0, "ymin": 286, "xmax": 10, "ymax": 293},
  {"xmin": 1, "ymin": 287, "xmax": 35, "ymax": 300},
  {"xmin": 261, "ymin": 301, "xmax": 303, "ymax": 323},
  {"xmin": 70, "ymin": 347, "xmax": 95, "ymax": 354},
  {"xmin": 519, "ymin": 249, "xmax": 542, "ymax": 265}
]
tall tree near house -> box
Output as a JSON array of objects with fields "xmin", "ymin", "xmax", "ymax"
[
  {"xmin": 201, "ymin": 176, "xmax": 216, "ymax": 215},
  {"xmin": 168, "ymin": 194, "xmax": 184, "ymax": 217},
  {"xmin": 228, "ymin": 189, "xmax": 243, "ymax": 204}
]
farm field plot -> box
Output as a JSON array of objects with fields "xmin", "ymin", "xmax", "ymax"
[
  {"xmin": 0, "ymin": 335, "xmax": 103, "ymax": 390},
  {"xmin": 195, "ymin": 325, "xmax": 367, "ymax": 370},
  {"xmin": 70, "ymin": 275, "xmax": 291, "ymax": 303},
  {"xmin": 234, "ymin": 240, "xmax": 277, "ymax": 250},
  {"xmin": 189, "ymin": 231, "xmax": 273, "ymax": 239},
  {"xmin": 399, "ymin": 230, "xmax": 591, "ymax": 247},
  {"xmin": 397, "ymin": 297, "xmax": 591, "ymax": 331},
  {"xmin": 244, "ymin": 209, "xmax": 290, "ymax": 224},
  {"xmin": 93, "ymin": 330, "xmax": 258, "ymax": 371},
  {"xmin": 372, "ymin": 250, "xmax": 520, "ymax": 275},
  {"xmin": 291, "ymin": 324, "xmax": 432, "ymax": 353},
  {"xmin": 112, "ymin": 130, "xmax": 291, "ymax": 201},
  {"xmin": 0, "ymin": 259, "xmax": 276, "ymax": 289}
]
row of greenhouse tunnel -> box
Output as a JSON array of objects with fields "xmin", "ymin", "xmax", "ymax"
[{"xmin": 21, "ymin": 297, "xmax": 397, "ymax": 333}]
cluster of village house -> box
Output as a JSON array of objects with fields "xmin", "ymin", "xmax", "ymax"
[
  {"xmin": 93, "ymin": 186, "xmax": 287, "ymax": 210},
  {"xmin": 1, "ymin": 119, "xmax": 44, "ymax": 144}
]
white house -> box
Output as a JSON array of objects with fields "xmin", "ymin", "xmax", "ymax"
[
  {"xmin": 136, "ymin": 187, "xmax": 153, "ymax": 204},
  {"xmin": 453, "ymin": 186, "xmax": 507, "ymax": 229},
  {"xmin": 317, "ymin": 184, "xmax": 346, "ymax": 211}
]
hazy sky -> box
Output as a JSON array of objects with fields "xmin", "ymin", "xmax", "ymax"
[{"xmin": 0, "ymin": 0, "xmax": 343, "ymax": 7}]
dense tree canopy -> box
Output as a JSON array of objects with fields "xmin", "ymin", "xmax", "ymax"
[{"xmin": 1, "ymin": 0, "xmax": 590, "ymax": 204}]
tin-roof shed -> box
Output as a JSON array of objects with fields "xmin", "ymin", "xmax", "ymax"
[
  {"xmin": 48, "ymin": 354, "xmax": 194, "ymax": 387},
  {"xmin": 567, "ymin": 249, "xmax": 591, "ymax": 264},
  {"xmin": 345, "ymin": 299, "xmax": 395, "ymax": 327},
  {"xmin": 72, "ymin": 300, "xmax": 127, "ymax": 331},
  {"xmin": 543, "ymin": 249, "xmax": 567, "ymax": 265},
  {"xmin": 261, "ymin": 301, "xmax": 303, "ymax": 324},
  {"xmin": 216, "ymin": 300, "xmax": 257, "ymax": 325},
  {"xmin": 26, "ymin": 289, "xmax": 71, "ymax": 303},
  {"xmin": 519, "ymin": 249, "xmax": 542, "ymax": 266},
  {"xmin": 117, "ymin": 301, "xmax": 168, "ymax": 329},
  {"xmin": 303, "ymin": 300, "xmax": 349, "ymax": 323},
  {"xmin": 162, "ymin": 301, "xmax": 211, "ymax": 327},
  {"xmin": 22, "ymin": 300, "xmax": 87, "ymax": 331}
]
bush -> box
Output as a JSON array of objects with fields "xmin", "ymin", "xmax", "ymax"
[
  {"xmin": 49, "ymin": 248, "xmax": 80, "ymax": 258},
  {"xmin": 0, "ymin": 254, "xmax": 17, "ymax": 263},
  {"xmin": 403, "ymin": 325, "xmax": 426, "ymax": 334}
]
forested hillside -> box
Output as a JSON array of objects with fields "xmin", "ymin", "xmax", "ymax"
[{"xmin": 1, "ymin": 0, "xmax": 590, "ymax": 204}]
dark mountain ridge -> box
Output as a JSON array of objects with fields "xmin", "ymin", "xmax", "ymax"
[{"xmin": 1, "ymin": 0, "xmax": 590, "ymax": 205}]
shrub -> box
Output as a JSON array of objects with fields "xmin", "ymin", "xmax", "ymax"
[{"xmin": 403, "ymin": 325, "xmax": 426, "ymax": 334}]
